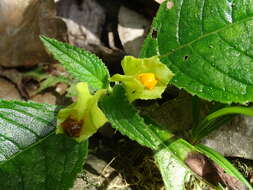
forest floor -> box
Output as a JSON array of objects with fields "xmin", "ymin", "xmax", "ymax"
[{"xmin": 0, "ymin": 0, "xmax": 252, "ymax": 189}]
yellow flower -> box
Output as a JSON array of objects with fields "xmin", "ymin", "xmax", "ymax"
[{"xmin": 110, "ymin": 56, "xmax": 174, "ymax": 102}]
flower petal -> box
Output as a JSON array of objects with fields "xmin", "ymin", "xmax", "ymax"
[
  {"xmin": 75, "ymin": 89, "xmax": 107, "ymax": 142},
  {"xmin": 56, "ymin": 82, "xmax": 107, "ymax": 142}
]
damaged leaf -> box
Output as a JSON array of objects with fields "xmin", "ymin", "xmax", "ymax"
[{"xmin": 141, "ymin": 0, "xmax": 253, "ymax": 104}]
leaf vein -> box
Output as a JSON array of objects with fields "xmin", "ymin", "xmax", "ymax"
[
  {"xmin": 177, "ymin": 0, "xmax": 184, "ymax": 45},
  {"xmin": 0, "ymin": 134, "xmax": 22, "ymax": 151},
  {"xmin": 47, "ymin": 40, "xmax": 104, "ymax": 87},
  {"xmin": 59, "ymin": 137, "xmax": 67, "ymax": 189},
  {"xmin": 166, "ymin": 15, "xmax": 253, "ymax": 56},
  {"xmin": 217, "ymin": 32, "xmax": 253, "ymax": 60},
  {"xmin": 0, "ymin": 113, "xmax": 40, "ymax": 138},
  {"xmin": 201, "ymin": 0, "xmax": 206, "ymax": 34},
  {"xmin": 189, "ymin": 44, "xmax": 250, "ymax": 86},
  {"xmin": 169, "ymin": 56, "xmax": 245, "ymax": 98}
]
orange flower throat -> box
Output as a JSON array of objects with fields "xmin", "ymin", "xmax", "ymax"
[{"xmin": 137, "ymin": 73, "xmax": 158, "ymax": 89}]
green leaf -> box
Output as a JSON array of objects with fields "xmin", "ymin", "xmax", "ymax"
[
  {"xmin": 100, "ymin": 85, "xmax": 218, "ymax": 189},
  {"xmin": 192, "ymin": 106, "xmax": 253, "ymax": 142},
  {"xmin": 0, "ymin": 99, "xmax": 57, "ymax": 162},
  {"xmin": 196, "ymin": 144, "xmax": 253, "ymax": 190},
  {"xmin": 141, "ymin": 0, "xmax": 253, "ymax": 104},
  {"xmin": 0, "ymin": 99, "xmax": 88, "ymax": 189},
  {"xmin": 0, "ymin": 135, "xmax": 88, "ymax": 190},
  {"xmin": 100, "ymin": 86, "xmax": 252, "ymax": 189},
  {"xmin": 100, "ymin": 85, "xmax": 174, "ymax": 150},
  {"xmin": 24, "ymin": 67, "xmax": 72, "ymax": 93},
  {"xmin": 154, "ymin": 148, "xmax": 190, "ymax": 190},
  {"xmin": 40, "ymin": 36, "xmax": 110, "ymax": 90},
  {"xmin": 37, "ymin": 75, "xmax": 69, "ymax": 93}
]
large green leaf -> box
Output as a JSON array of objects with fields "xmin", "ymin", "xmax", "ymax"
[
  {"xmin": 0, "ymin": 135, "xmax": 88, "ymax": 190},
  {"xmin": 141, "ymin": 0, "xmax": 253, "ymax": 104},
  {"xmin": 0, "ymin": 99, "xmax": 88, "ymax": 189},
  {"xmin": 0, "ymin": 99, "xmax": 57, "ymax": 161},
  {"xmin": 40, "ymin": 36, "xmax": 109, "ymax": 90}
]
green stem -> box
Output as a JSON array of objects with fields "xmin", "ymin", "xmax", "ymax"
[{"xmin": 192, "ymin": 96, "xmax": 201, "ymax": 127}]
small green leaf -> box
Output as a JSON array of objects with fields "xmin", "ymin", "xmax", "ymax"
[
  {"xmin": 192, "ymin": 106, "xmax": 253, "ymax": 142},
  {"xmin": 196, "ymin": 144, "xmax": 253, "ymax": 190},
  {"xmin": 24, "ymin": 67, "xmax": 70, "ymax": 93},
  {"xmin": 110, "ymin": 56, "xmax": 174, "ymax": 102},
  {"xmin": 0, "ymin": 99, "xmax": 88, "ymax": 189},
  {"xmin": 40, "ymin": 36, "xmax": 110, "ymax": 90},
  {"xmin": 141, "ymin": 0, "xmax": 253, "ymax": 104}
]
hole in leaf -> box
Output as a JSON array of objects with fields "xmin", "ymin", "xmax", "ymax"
[
  {"xmin": 167, "ymin": 1, "xmax": 174, "ymax": 9},
  {"xmin": 151, "ymin": 29, "xmax": 157, "ymax": 39},
  {"xmin": 184, "ymin": 55, "xmax": 189, "ymax": 61},
  {"xmin": 155, "ymin": 0, "xmax": 165, "ymax": 4},
  {"xmin": 76, "ymin": 0, "xmax": 83, "ymax": 11}
]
